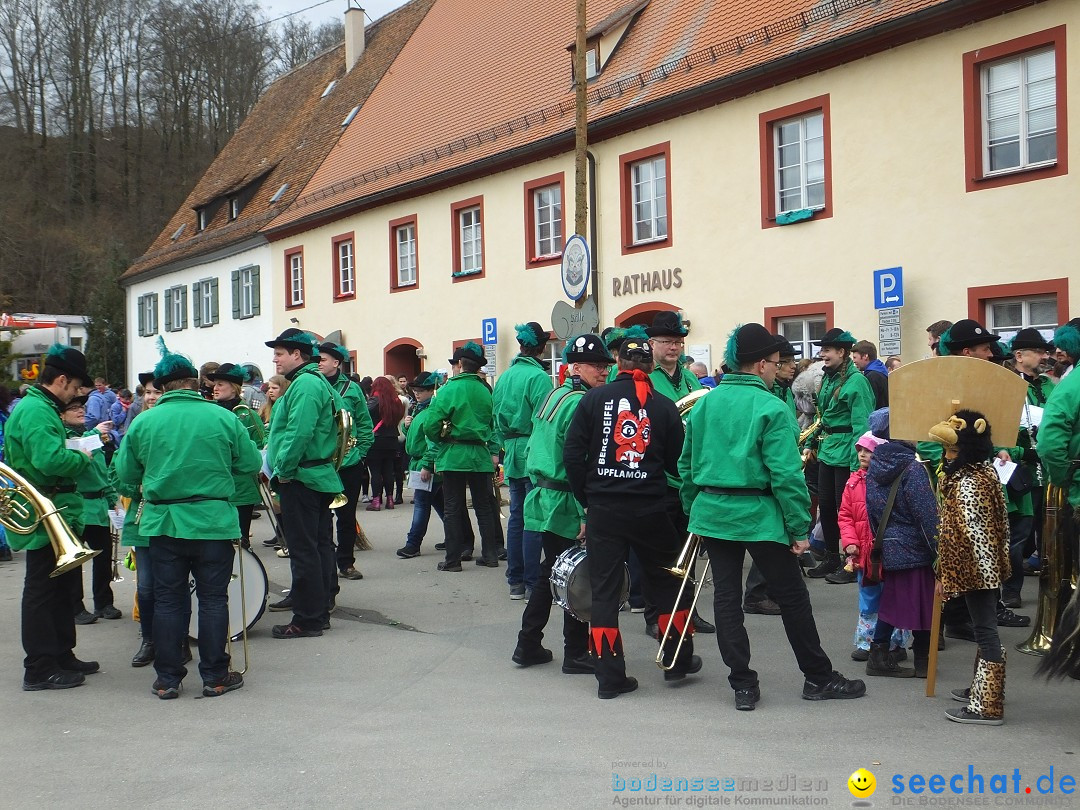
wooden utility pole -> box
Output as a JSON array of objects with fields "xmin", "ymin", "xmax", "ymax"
[{"xmin": 573, "ymin": 0, "xmax": 588, "ymax": 308}]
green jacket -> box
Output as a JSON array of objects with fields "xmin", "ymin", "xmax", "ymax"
[
  {"xmin": 814, "ymin": 360, "xmax": 875, "ymax": 471},
  {"xmin": 649, "ymin": 364, "xmax": 703, "ymax": 403},
  {"xmin": 405, "ymin": 399, "xmax": 439, "ymax": 474},
  {"xmin": 114, "ymin": 389, "xmax": 262, "ymax": 540},
  {"xmin": 111, "ymin": 466, "xmax": 148, "ymax": 548},
  {"xmin": 223, "ymin": 400, "xmax": 264, "ymax": 506},
  {"xmin": 523, "ymin": 380, "xmax": 587, "ymax": 538},
  {"xmin": 424, "ymin": 372, "xmax": 497, "ymax": 473},
  {"xmin": 328, "ymin": 373, "xmax": 374, "ymax": 469},
  {"xmin": 678, "ymin": 374, "xmax": 810, "ymax": 545},
  {"xmin": 267, "ymin": 363, "xmax": 344, "ymax": 493},
  {"xmin": 3, "ymin": 386, "xmax": 89, "ymax": 550},
  {"xmin": 492, "ymin": 355, "xmax": 552, "ymax": 479},
  {"xmin": 1037, "ymin": 369, "xmax": 1080, "ymax": 508},
  {"xmin": 65, "ymin": 426, "xmax": 116, "ymax": 528},
  {"xmin": 771, "ymin": 382, "xmax": 797, "ymax": 417}
]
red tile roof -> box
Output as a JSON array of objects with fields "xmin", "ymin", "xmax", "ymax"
[
  {"xmin": 121, "ymin": 0, "xmax": 435, "ymax": 283},
  {"xmin": 269, "ymin": 0, "xmax": 1015, "ymax": 233}
]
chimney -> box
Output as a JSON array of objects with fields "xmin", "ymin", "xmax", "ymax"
[{"xmin": 344, "ymin": 4, "xmax": 366, "ymax": 72}]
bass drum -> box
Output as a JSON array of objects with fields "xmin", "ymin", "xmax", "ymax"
[
  {"xmin": 189, "ymin": 546, "xmax": 268, "ymax": 642},
  {"xmin": 550, "ymin": 545, "xmax": 629, "ymax": 624}
]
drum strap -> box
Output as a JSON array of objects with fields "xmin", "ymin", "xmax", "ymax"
[
  {"xmin": 822, "ymin": 425, "xmax": 853, "ymax": 434},
  {"xmin": 538, "ymin": 389, "xmax": 584, "ymax": 423},
  {"xmin": 298, "ymin": 458, "xmax": 332, "ymax": 468},
  {"xmin": 535, "ymin": 477, "xmax": 571, "ymax": 492},
  {"xmin": 148, "ymin": 495, "xmax": 229, "ymax": 505}
]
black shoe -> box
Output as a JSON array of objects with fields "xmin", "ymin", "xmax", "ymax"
[
  {"xmin": 393, "ymin": 496, "xmax": 404, "ymax": 505},
  {"xmin": 58, "ymin": 656, "xmax": 100, "ymax": 674},
  {"xmin": 598, "ymin": 676, "xmax": 638, "ymax": 700},
  {"xmin": 561, "ymin": 654, "xmax": 594, "ymax": 674},
  {"xmin": 824, "ymin": 568, "xmax": 857, "ymax": 584},
  {"xmin": 435, "ymin": 543, "xmax": 446, "ymax": 551},
  {"xmin": 23, "ymin": 670, "xmax": 85, "ymax": 691},
  {"xmin": 437, "ymin": 561, "xmax": 462, "ymax": 572},
  {"xmin": 272, "ymin": 623, "xmax": 323, "ymax": 639},
  {"xmin": 802, "ymin": 671, "xmax": 867, "ymax": 700},
  {"xmin": 131, "ymin": 641, "xmax": 155, "ymax": 667},
  {"xmin": 322, "ymin": 620, "xmax": 331, "ymax": 630},
  {"xmin": 851, "ymin": 648, "xmax": 869, "ymax": 662},
  {"xmin": 328, "ymin": 598, "xmax": 336, "ymax": 613},
  {"xmin": 734, "ymin": 686, "xmax": 761, "ymax": 711},
  {"xmin": 475, "ymin": 558, "xmax": 499, "ymax": 568},
  {"xmin": 806, "ymin": 555, "xmax": 841, "ymax": 579},
  {"xmin": 692, "ymin": 611, "xmax": 715, "ymax": 634},
  {"xmin": 396, "ymin": 546, "xmax": 421, "ymax": 559},
  {"xmin": 0, "ymin": 547, "xmax": 12, "ymax": 562},
  {"xmin": 268, "ymin": 596, "xmax": 293, "ymax": 612},
  {"xmin": 339, "ymin": 567, "xmax": 364, "ymax": 580},
  {"xmin": 945, "ymin": 706, "xmax": 1004, "ymax": 725},
  {"xmin": 944, "ymin": 623, "xmax": 977, "ymax": 641},
  {"xmin": 497, "ymin": 548, "xmax": 507, "ymax": 561},
  {"xmin": 151, "ymin": 679, "xmax": 181, "ymax": 700},
  {"xmin": 1001, "ymin": 593, "xmax": 1022, "ymax": 609},
  {"xmin": 664, "ymin": 654, "xmax": 703, "ymax": 682},
  {"xmin": 262, "ymin": 538, "xmax": 278, "ymax": 547},
  {"xmin": 95, "ymin": 605, "xmax": 122, "ymax": 620},
  {"xmin": 202, "ymin": 671, "xmax": 243, "ymax": 697},
  {"xmin": 744, "ymin": 599, "xmax": 782, "ymax": 616},
  {"xmin": 459, "ymin": 551, "xmax": 474, "ymax": 562},
  {"xmin": 512, "ymin": 646, "xmax": 553, "ymax": 667},
  {"xmin": 646, "ymin": 623, "xmax": 659, "ymax": 640},
  {"xmin": 74, "ymin": 610, "xmax": 98, "ymax": 625},
  {"xmin": 997, "ymin": 607, "xmax": 1030, "ymax": 627}
]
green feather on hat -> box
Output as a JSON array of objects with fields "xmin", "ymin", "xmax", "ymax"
[
  {"xmin": 464, "ymin": 341, "xmax": 483, "ymax": 356},
  {"xmin": 936, "ymin": 326, "xmax": 954, "ymax": 357},
  {"xmin": 624, "ymin": 325, "xmax": 649, "ymax": 341},
  {"xmin": 514, "ymin": 323, "xmax": 539, "ymax": 347},
  {"xmin": 153, "ymin": 336, "xmax": 198, "ymax": 382},
  {"xmin": 723, "ymin": 325, "xmax": 741, "ymax": 371},
  {"xmin": 46, "ymin": 343, "xmax": 68, "ymax": 360}
]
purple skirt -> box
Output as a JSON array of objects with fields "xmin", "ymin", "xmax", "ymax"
[{"xmin": 879, "ymin": 566, "xmax": 935, "ymax": 631}]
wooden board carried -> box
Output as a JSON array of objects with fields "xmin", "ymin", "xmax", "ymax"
[{"xmin": 888, "ymin": 356, "xmax": 1028, "ymax": 448}]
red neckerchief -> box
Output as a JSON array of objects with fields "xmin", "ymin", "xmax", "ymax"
[{"xmin": 631, "ymin": 369, "xmax": 652, "ymax": 409}]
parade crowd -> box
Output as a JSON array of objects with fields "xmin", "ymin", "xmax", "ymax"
[{"xmin": 2, "ymin": 309, "xmax": 1079, "ymax": 724}]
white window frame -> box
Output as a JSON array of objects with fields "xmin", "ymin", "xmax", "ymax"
[
  {"xmin": 981, "ymin": 47, "xmax": 1057, "ymax": 176},
  {"xmin": 199, "ymin": 280, "xmax": 213, "ymax": 326},
  {"xmin": 229, "ymin": 198, "xmax": 240, "ymax": 220},
  {"xmin": 139, "ymin": 294, "xmax": 157, "ymax": 336},
  {"xmin": 777, "ymin": 316, "xmax": 826, "ymax": 363},
  {"xmin": 197, "ymin": 209, "xmax": 208, "ymax": 231},
  {"xmin": 630, "ymin": 155, "xmax": 668, "ymax": 245},
  {"xmin": 396, "ymin": 224, "xmax": 417, "ymax": 287},
  {"xmin": 239, "ymin": 267, "xmax": 255, "ymax": 318},
  {"xmin": 337, "ymin": 239, "xmax": 355, "ymax": 297},
  {"xmin": 169, "ymin": 285, "xmax": 185, "ymax": 331},
  {"xmin": 458, "ymin": 205, "xmax": 482, "ymax": 274},
  {"xmin": 288, "ymin": 253, "xmax": 304, "ymax": 307},
  {"xmin": 985, "ymin": 295, "xmax": 1058, "ymax": 343},
  {"xmin": 774, "ymin": 111, "xmax": 825, "ymax": 214},
  {"xmin": 533, "ymin": 184, "xmax": 563, "ymax": 259}
]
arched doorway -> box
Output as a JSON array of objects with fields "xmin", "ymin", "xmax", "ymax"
[
  {"xmin": 384, "ymin": 337, "xmax": 422, "ymax": 379},
  {"xmin": 613, "ymin": 300, "xmax": 680, "ymax": 329}
]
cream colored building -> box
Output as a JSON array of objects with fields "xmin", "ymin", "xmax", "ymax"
[{"xmin": 265, "ymin": 0, "xmax": 1075, "ymax": 378}]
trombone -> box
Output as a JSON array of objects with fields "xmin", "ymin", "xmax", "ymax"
[
  {"xmin": 654, "ymin": 532, "xmax": 710, "ymax": 671},
  {"xmin": 225, "ymin": 541, "xmax": 251, "ymax": 675}
]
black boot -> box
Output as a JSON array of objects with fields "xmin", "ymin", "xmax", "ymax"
[
  {"xmin": 866, "ymin": 642, "xmax": 914, "ymax": 678},
  {"xmin": 914, "ymin": 653, "xmax": 929, "ymax": 679},
  {"xmin": 131, "ymin": 640, "xmax": 155, "ymax": 668},
  {"xmin": 807, "ymin": 552, "xmax": 841, "ymax": 579}
]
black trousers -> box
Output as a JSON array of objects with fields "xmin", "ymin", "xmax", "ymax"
[
  {"xmin": 278, "ymin": 481, "xmax": 334, "ymax": 632},
  {"xmin": 236, "ymin": 504, "xmax": 254, "ymax": 549},
  {"xmin": 23, "ymin": 544, "xmax": 81, "ymax": 678},
  {"xmin": 368, "ymin": 447, "xmax": 397, "ymax": 502},
  {"xmin": 817, "ymin": 463, "xmax": 849, "ymax": 555},
  {"xmin": 701, "ymin": 537, "xmax": 833, "ymax": 691},
  {"xmin": 442, "ymin": 471, "xmax": 501, "ymax": 564},
  {"xmin": 75, "ymin": 523, "xmax": 114, "ymax": 612},
  {"xmin": 587, "ymin": 503, "xmax": 693, "ymax": 690},
  {"xmin": 518, "ymin": 532, "xmax": 588, "ymax": 657},
  {"xmin": 334, "ymin": 461, "xmax": 365, "ymax": 571}
]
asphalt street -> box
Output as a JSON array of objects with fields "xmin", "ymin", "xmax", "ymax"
[{"xmin": 1, "ymin": 496, "xmax": 1077, "ymax": 810}]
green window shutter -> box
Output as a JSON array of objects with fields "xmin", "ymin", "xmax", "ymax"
[
  {"xmin": 192, "ymin": 283, "xmax": 201, "ymax": 328},
  {"xmin": 164, "ymin": 288, "xmax": 173, "ymax": 332},
  {"xmin": 231, "ymin": 270, "xmax": 241, "ymax": 319},
  {"xmin": 137, "ymin": 295, "xmax": 146, "ymax": 336},
  {"xmin": 180, "ymin": 287, "xmax": 188, "ymax": 329},
  {"xmin": 251, "ymin": 266, "xmax": 261, "ymax": 316},
  {"xmin": 152, "ymin": 294, "xmax": 159, "ymax": 334},
  {"xmin": 210, "ymin": 278, "xmax": 219, "ymax": 324}
]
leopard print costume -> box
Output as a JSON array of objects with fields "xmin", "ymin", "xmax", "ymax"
[{"xmin": 937, "ymin": 461, "xmax": 1011, "ymax": 598}]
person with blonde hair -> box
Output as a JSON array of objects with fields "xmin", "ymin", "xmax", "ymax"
[{"xmin": 259, "ymin": 375, "xmax": 290, "ymax": 426}]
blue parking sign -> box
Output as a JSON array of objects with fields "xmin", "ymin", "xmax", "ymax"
[
  {"xmin": 873, "ymin": 267, "xmax": 904, "ymax": 309},
  {"xmin": 482, "ymin": 318, "xmax": 498, "ymax": 345}
]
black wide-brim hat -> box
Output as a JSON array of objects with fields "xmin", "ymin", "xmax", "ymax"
[
  {"xmin": 565, "ymin": 334, "xmax": 613, "ymax": 364},
  {"xmin": 137, "ymin": 371, "xmax": 155, "ymax": 387},
  {"xmin": 645, "ymin": 311, "xmax": 688, "ymax": 338},
  {"xmin": 205, "ymin": 362, "xmax": 246, "ymax": 384},
  {"xmin": 735, "ymin": 324, "xmax": 787, "ymax": 364},
  {"xmin": 945, "ymin": 319, "xmax": 999, "ymax": 351},
  {"xmin": 319, "ymin": 342, "xmax": 349, "ymax": 364},
  {"xmin": 774, "ymin": 334, "xmax": 798, "ymax": 359},
  {"xmin": 63, "ymin": 393, "xmax": 90, "ymax": 409},
  {"xmin": 408, "ymin": 371, "xmax": 440, "ymax": 390},
  {"xmin": 266, "ymin": 328, "xmax": 319, "ymax": 353},
  {"xmin": 814, "ymin": 328, "xmax": 857, "ymax": 349},
  {"xmin": 44, "ymin": 346, "xmax": 92, "ymax": 387},
  {"xmin": 1010, "ymin": 327, "xmax": 1052, "ymax": 352},
  {"xmin": 516, "ymin": 321, "xmax": 550, "ymax": 347}
]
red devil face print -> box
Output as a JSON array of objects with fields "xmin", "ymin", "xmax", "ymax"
[{"xmin": 613, "ymin": 397, "xmax": 651, "ymax": 468}]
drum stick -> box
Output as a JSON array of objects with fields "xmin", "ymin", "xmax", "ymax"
[{"xmin": 926, "ymin": 594, "xmax": 942, "ymax": 697}]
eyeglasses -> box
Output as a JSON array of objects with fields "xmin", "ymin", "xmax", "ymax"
[
  {"xmin": 582, "ymin": 363, "xmax": 613, "ymax": 372},
  {"xmin": 651, "ymin": 339, "xmax": 684, "ymax": 347}
]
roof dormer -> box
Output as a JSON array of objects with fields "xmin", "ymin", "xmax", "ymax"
[{"xmin": 568, "ymin": 0, "xmax": 649, "ymax": 81}]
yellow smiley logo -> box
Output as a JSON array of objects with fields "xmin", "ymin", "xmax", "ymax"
[{"xmin": 848, "ymin": 768, "xmax": 876, "ymax": 798}]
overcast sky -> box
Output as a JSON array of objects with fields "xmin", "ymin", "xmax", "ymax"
[{"xmin": 261, "ymin": 0, "xmax": 408, "ymax": 27}]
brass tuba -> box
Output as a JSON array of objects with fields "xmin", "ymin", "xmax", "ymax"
[
  {"xmin": 1017, "ymin": 483, "xmax": 1073, "ymax": 655},
  {"xmin": 329, "ymin": 409, "xmax": 355, "ymax": 509},
  {"xmin": 675, "ymin": 389, "xmax": 709, "ymax": 424},
  {"xmin": 0, "ymin": 461, "xmax": 101, "ymax": 577}
]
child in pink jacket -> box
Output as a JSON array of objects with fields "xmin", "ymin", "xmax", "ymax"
[{"xmin": 840, "ymin": 431, "xmax": 911, "ymax": 660}]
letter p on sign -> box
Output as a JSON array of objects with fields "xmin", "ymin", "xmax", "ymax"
[{"xmin": 873, "ymin": 267, "xmax": 904, "ymax": 310}]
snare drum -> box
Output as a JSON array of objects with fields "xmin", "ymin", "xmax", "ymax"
[
  {"xmin": 550, "ymin": 545, "xmax": 629, "ymax": 624},
  {"xmin": 189, "ymin": 545, "xmax": 268, "ymax": 642}
]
